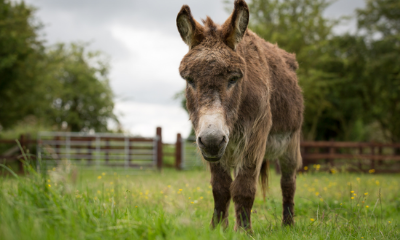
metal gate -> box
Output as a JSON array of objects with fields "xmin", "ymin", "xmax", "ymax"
[{"xmin": 37, "ymin": 132, "xmax": 157, "ymax": 169}]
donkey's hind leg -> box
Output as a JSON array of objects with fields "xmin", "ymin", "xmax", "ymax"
[
  {"xmin": 278, "ymin": 130, "xmax": 302, "ymax": 225},
  {"xmin": 210, "ymin": 162, "xmax": 232, "ymax": 228}
]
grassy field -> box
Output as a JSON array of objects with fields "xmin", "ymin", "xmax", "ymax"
[{"xmin": 0, "ymin": 162, "xmax": 399, "ymax": 240}]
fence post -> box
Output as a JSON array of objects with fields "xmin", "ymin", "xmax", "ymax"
[
  {"xmin": 370, "ymin": 143, "xmax": 375, "ymax": 170},
  {"xmin": 301, "ymin": 145, "xmax": 308, "ymax": 169},
  {"xmin": 175, "ymin": 133, "xmax": 182, "ymax": 170},
  {"xmin": 55, "ymin": 136, "xmax": 60, "ymax": 160},
  {"xmin": 358, "ymin": 146, "xmax": 363, "ymax": 170},
  {"xmin": 125, "ymin": 136, "xmax": 129, "ymax": 168},
  {"xmin": 18, "ymin": 134, "xmax": 25, "ymax": 173},
  {"xmin": 329, "ymin": 139, "xmax": 335, "ymax": 168},
  {"xmin": 66, "ymin": 134, "xmax": 70, "ymax": 161},
  {"xmin": 105, "ymin": 139, "xmax": 109, "ymax": 164},
  {"xmin": 37, "ymin": 133, "xmax": 41, "ymax": 172},
  {"xmin": 156, "ymin": 127, "xmax": 163, "ymax": 170},
  {"xmin": 87, "ymin": 137, "xmax": 92, "ymax": 166},
  {"xmin": 96, "ymin": 136, "xmax": 100, "ymax": 169}
]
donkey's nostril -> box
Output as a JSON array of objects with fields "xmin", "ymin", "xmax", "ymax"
[
  {"xmin": 198, "ymin": 137, "xmax": 205, "ymax": 147},
  {"xmin": 219, "ymin": 136, "xmax": 227, "ymax": 147}
]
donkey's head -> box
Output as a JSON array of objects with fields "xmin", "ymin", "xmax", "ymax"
[{"xmin": 176, "ymin": 0, "xmax": 249, "ymax": 162}]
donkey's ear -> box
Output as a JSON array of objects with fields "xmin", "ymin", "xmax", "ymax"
[
  {"xmin": 221, "ymin": 0, "xmax": 249, "ymax": 50},
  {"xmin": 177, "ymin": 5, "xmax": 204, "ymax": 49}
]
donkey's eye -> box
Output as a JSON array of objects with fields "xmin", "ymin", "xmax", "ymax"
[
  {"xmin": 228, "ymin": 76, "xmax": 239, "ymax": 88},
  {"xmin": 186, "ymin": 77, "xmax": 195, "ymax": 88}
]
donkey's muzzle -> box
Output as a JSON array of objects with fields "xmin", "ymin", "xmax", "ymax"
[{"xmin": 197, "ymin": 133, "xmax": 228, "ymax": 162}]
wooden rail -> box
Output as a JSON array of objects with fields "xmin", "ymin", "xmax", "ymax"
[
  {"xmin": 2, "ymin": 135, "xmax": 399, "ymax": 173},
  {"xmin": 300, "ymin": 141, "xmax": 400, "ymax": 173},
  {"xmin": 0, "ymin": 129, "xmax": 186, "ymax": 173}
]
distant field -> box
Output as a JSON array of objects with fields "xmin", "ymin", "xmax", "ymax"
[{"xmin": 0, "ymin": 163, "xmax": 399, "ymax": 240}]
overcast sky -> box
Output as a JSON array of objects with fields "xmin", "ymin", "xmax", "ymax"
[{"xmin": 24, "ymin": 0, "xmax": 365, "ymax": 142}]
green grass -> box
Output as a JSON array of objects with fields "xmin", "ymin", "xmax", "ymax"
[{"xmin": 0, "ymin": 161, "xmax": 399, "ymax": 239}]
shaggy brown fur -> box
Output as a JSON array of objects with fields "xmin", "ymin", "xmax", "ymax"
[{"xmin": 177, "ymin": 0, "xmax": 303, "ymax": 231}]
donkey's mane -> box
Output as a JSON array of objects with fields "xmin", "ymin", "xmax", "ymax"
[{"xmin": 201, "ymin": 17, "xmax": 219, "ymax": 36}]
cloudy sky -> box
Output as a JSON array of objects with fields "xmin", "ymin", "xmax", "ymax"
[{"xmin": 24, "ymin": 0, "xmax": 365, "ymax": 142}]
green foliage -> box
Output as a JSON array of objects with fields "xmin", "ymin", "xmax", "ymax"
[
  {"xmin": 354, "ymin": 0, "xmax": 400, "ymax": 142},
  {"xmin": 44, "ymin": 43, "xmax": 117, "ymax": 132},
  {"xmin": 0, "ymin": 0, "xmax": 46, "ymax": 129},
  {"xmin": 0, "ymin": 0, "xmax": 118, "ymax": 133}
]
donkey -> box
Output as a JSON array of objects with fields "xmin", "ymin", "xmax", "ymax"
[{"xmin": 176, "ymin": 0, "xmax": 303, "ymax": 231}]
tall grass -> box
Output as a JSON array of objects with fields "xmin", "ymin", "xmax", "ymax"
[{"xmin": 0, "ymin": 156, "xmax": 399, "ymax": 239}]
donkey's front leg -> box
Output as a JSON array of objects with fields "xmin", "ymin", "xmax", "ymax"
[
  {"xmin": 210, "ymin": 162, "xmax": 232, "ymax": 228},
  {"xmin": 231, "ymin": 166, "xmax": 257, "ymax": 231}
]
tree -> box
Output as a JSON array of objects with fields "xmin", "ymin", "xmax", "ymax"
[
  {"xmin": 45, "ymin": 43, "xmax": 118, "ymax": 132},
  {"xmin": 354, "ymin": 0, "xmax": 400, "ymax": 142},
  {"xmin": 0, "ymin": 0, "xmax": 47, "ymax": 129},
  {"xmin": 0, "ymin": 0, "xmax": 119, "ymax": 133}
]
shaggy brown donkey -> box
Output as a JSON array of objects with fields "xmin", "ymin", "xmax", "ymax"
[{"xmin": 176, "ymin": 0, "xmax": 303, "ymax": 231}]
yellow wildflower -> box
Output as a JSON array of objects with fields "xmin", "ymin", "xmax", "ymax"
[
  {"xmin": 48, "ymin": 184, "xmax": 51, "ymax": 187},
  {"xmin": 351, "ymin": 197, "xmax": 354, "ymax": 200},
  {"xmin": 304, "ymin": 166, "xmax": 308, "ymax": 170},
  {"xmin": 310, "ymin": 218, "xmax": 315, "ymax": 222},
  {"xmin": 97, "ymin": 176, "xmax": 102, "ymax": 180},
  {"xmin": 366, "ymin": 205, "xmax": 369, "ymax": 208}
]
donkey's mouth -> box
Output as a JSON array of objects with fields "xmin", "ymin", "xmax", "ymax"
[{"xmin": 202, "ymin": 155, "xmax": 222, "ymax": 162}]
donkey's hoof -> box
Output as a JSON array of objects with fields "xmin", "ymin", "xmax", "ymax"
[{"xmin": 210, "ymin": 218, "xmax": 229, "ymax": 230}]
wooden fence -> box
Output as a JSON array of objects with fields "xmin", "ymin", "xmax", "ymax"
[
  {"xmin": 299, "ymin": 141, "xmax": 400, "ymax": 173},
  {"xmin": 0, "ymin": 128, "xmax": 186, "ymax": 173},
  {"xmin": 1, "ymin": 132, "xmax": 400, "ymax": 173},
  {"xmin": 0, "ymin": 134, "xmax": 36, "ymax": 172}
]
